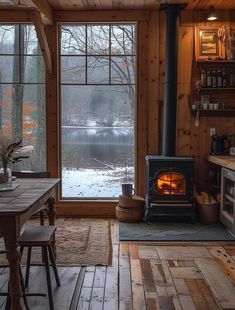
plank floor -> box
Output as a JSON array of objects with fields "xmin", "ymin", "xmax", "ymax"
[{"xmin": 0, "ymin": 220, "xmax": 235, "ymax": 309}]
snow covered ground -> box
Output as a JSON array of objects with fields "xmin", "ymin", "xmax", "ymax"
[{"xmin": 62, "ymin": 166, "xmax": 134, "ymax": 198}]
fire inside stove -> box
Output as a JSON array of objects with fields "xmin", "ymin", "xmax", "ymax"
[{"xmin": 156, "ymin": 172, "xmax": 186, "ymax": 195}]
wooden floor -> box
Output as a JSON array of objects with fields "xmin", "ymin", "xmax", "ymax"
[{"xmin": 0, "ymin": 220, "xmax": 235, "ymax": 310}]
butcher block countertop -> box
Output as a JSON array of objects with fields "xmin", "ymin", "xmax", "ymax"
[{"xmin": 207, "ymin": 155, "xmax": 235, "ymax": 170}]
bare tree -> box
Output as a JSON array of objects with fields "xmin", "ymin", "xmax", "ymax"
[
  {"xmin": 61, "ymin": 24, "xmax": 135, "ymax": 115},
  {"xmin": 0, "ymin": 25, "xmax": 46, "ymax": 171}
]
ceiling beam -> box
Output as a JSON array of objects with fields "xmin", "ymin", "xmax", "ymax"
[
  {"xmin": 21, "ymin": 0, "xmax": 53, "ymax": 25},
  {"xmin": 31, "ymin": 9, "xmax": 53, "ymax": 76},
  {"xmin": 0, "ymin": 7, "xmax": 53, "ymax": 75},
  {"xmin": 54, "ymin": 10, "xmax": 150, "ymax": 22},
  {"xmin": 186, "ymin": 0, "xmax": 200, "ymax": 10},
  {"xmin": 0, "ymin": 8, "xmax": 33, "ymax": 22}
]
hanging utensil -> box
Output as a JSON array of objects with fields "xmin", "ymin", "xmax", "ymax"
[{"xmin": 195, "ymin": 109, "xmax": 200, "ymax": 127}]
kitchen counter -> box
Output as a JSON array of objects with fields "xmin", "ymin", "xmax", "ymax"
[{"xmin": 207, "ymin": 155, "xmax": 235, "ymax": 170}]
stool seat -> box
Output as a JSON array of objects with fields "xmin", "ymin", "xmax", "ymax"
[
  {"xmin": 19, "ymin": 226, "xmax": 56, "ymax": 246},
  {"xmin": 19, "ymin": 225, "xmax": 60, "ymax": 310}
]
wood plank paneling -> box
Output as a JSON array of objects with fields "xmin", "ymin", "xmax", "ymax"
[
  {"xmin": 136, "ymin": 20, "xmax": 149, "ymax": 196},
  {"xmin": 45, "ymin": 0, "xmax": 235, "ymax": 10},
  {"xmin": 179, "ymin": 10, "xmax": 235, "ymax": 190},
  {"xmin": 158, "ymin": 10, "xmax": 166, "ymax": 153},
  {"xmin": 176, "ymin": 24, "xmax": 193, "ymax": 157},
  {"xmin": 209, "ymin": 246, "xmax": 235, "ymax": 285},
  {"xmin": 147, "ymin": 10, "xmax": 160, "ymax": 155},
  {"xmin": 54, "ymin": 10, "xmax": 150, "ymax": 22},
  {"xmin": 119, "ymin": 243, "xmax": 132, "ymax": 310},
  {"xmin": 4, "ymin": 6, "xmax": 235, "ymax": 211},
  {"xmin": 130, "ymin": 259, "xmax": 146, "ymax": 310},
  {"xmin": 195, "ymin": 258, "xmax": 235, "ymax": 308},
  {"xmin": 1, "ymin": 222, "xmax": 235, "ymax": 310},
  {"xmin": 56, "ymin": 201, "xmax": 117, "ymax": 217}
]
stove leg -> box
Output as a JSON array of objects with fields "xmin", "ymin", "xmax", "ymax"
[
  {"xmin": 191, "ymin": 213, "xmax": 197, "ymax": 224},
  {"xmin": 145, "ymin": 210, "xmax": 151, "ymax": 225}
]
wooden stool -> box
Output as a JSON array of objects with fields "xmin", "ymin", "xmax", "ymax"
[
  {"xmin": 19, "ymin": 226, "xmax": 61, "ymax": 310},
  {"xmin": 0, "ymin": 249, "xmax": 32, "ymax": 310}
]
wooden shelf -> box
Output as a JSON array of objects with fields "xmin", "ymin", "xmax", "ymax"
[
  {"xmin": 196, "ymin": 60, "xmax": 235, "ymax": 65},
  {"xmin": 192, "ymin": 109, "xmax": 235, "ymax": 116},
  {"xmin": 199, "ymin": 88, "xmax": 235, "ymax": 91}
]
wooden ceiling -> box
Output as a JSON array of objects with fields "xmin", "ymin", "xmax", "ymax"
[{"xmin": 1, "ymin": 0, "xmax": 235, "ymax": 11}]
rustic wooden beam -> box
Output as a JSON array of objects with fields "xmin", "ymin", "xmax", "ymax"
[
  {"xmin": 54, "ymin": 10, "xmax": 150, "ymax": 22},
  {"xmin": 186, "ymin": 0, "xmax": 200, "ymax": 10},
  {"xmin": 30, "ymin": 9, "xmax": 53, "ymax": 76},
  {"xmin": 0, "ymin": 9, "xmax": 33, "ymax": 23},
  {"xmin": 20, "ymin": 0, "xmax": 53, "ymax": 25}
]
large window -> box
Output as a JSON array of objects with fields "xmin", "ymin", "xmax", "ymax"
[
  {"xmin": 60, "ymin": 24, "xmax": 136, "ymax": 199},
  {"xmin": 0, "ymin": 25, "xmax": 46, "ymax": 171}
]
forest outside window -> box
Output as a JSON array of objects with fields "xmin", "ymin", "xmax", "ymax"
[
  {"xmin": 60, "ymin": 24, "xmax": 136, "ymax": 199},
  {"xmin": 0, "ymin": 25, "xmax": 46, "ymax": 171}
]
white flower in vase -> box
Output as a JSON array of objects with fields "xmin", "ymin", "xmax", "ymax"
[{"xmin": 0, "ymin": 136, "xmax": 34, "ymax": 187}]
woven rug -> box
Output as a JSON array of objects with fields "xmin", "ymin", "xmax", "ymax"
[{"xmin": 0, "ymin": 218, "xmax": 112, "ymax": 266}]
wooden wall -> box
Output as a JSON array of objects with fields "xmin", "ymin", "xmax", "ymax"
[
  {"xmin": 176, "ymin": 10, "xmax": 235, "ymax": 190},
  {"xmin": 1, "ymin": 8, "xmax": 234, "ymax": 216},
  {"xmin": 53, "ymin": 9, "xmax": 235, "ymax": 215},
  {"xmin": 28, "ymin": 9, "xmax": 235, "ymax": 214}
]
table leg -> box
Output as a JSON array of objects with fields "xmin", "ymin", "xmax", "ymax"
[
  {"xmin": 47, "ymin": 197, "xmax": 56, "ymax": 257},
  {"xmin": 5, "ymin": 240, "xmax": 23, "ymax": 310}
]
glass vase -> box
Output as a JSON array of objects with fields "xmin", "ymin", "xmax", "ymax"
[{"xmin": 0, "ymin": 163, "xmax": 12, "ymax": 191}]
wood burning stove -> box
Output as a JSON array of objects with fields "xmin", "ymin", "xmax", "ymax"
[
  {"xmin": 145, "ymin": 156, "xmax": 196, "ymax": 223},
  {"xmin": 144, "ymin": 5, "xmax": 195, "ymax": 223}
]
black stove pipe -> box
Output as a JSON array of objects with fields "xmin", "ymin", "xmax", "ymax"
[{"xmin": 161, "ymin": 4, "xmax": 183, "ymax": 156}]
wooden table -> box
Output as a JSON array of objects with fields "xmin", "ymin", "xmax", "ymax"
[{"xmin": 0, "ymin": 178, "xmax": 60, "ymax": 310}]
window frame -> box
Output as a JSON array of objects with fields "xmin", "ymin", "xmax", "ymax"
[
  {"xmin": 59, "ymin": 22, "xmax": 137, "ymax": 200},
  {"xmin": 0, "ymin": 23, "xmax": 47, "ymax": 171}
]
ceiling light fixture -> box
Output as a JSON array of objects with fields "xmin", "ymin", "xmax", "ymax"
[{"xmin": 207, "ymin": 8, "xmax": 217, "ymax": 21}]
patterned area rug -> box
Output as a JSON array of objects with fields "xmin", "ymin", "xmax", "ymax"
[{"xmin": 0, "ymin": 218, "xmax": 112, "ymax": 266}]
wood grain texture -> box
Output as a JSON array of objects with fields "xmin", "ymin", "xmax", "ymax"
[
  {"xmin": 31, "ymin": 9, "xmax": 53, "ymax": 75},
  {"xmin": 136, "ymin": 20, "xmax": 149, "ymax": 196},
  {"xmin": 2, "ymin": 0, "xmax": 235, "ymax": 11},
  {"xmin": 20, "ymin": 0, "xmax": 53, "ymax": 24},
  {"xmin": 2, "ymin": 6, "xmax": 235, "ymax": 210},
  {"xmin": 0, "ymin": 178, "xmax": 59, "ymax": 215},
  {"xmin": 0, "ymin": 178, "xmax": 59, "ymax": 310},
  {"xmin": 176, "ymin": 25, "xmax": 193, "ymax": 157},
  {"xmin": 182, "ymin": 10, "xmax": 235, "ymax": 190},
  {"xmin": 45, "ymin": 24, "xmax": 59, "ymax": 179},
  {"xmin": 207, "ymin": 155, "xmax": 235, "ymax": 171},
  {"xmin": 45, "ymin": 0, "xmax": 235, "ymax": 10},
  {"xmin": 147, "ymin": 10, "xmax": 160, "ymax": 155},
  {"xmin": 1, "ymin": 218, "xmax": 235, "ymax": 310}
]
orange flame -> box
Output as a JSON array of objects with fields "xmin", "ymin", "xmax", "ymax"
[{"xmin": 156, "ymin": 173, "xmax": 185, "ymax": 195}]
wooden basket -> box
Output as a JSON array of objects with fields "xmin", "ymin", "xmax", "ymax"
[
  {"xmin": 116, "ymin": 205, "xmax": 144, "ymax": 222},
  {"xmin": 118, "ymin": 195, "xmax": 145, "ymax": 209},
  {"xmin": 198, "ymin": 203, "xmax": 220, "ymax": 224}
]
